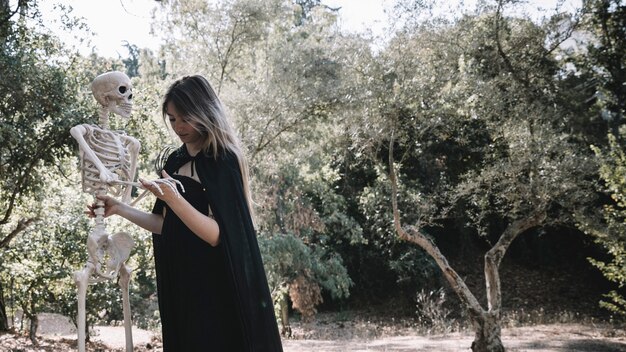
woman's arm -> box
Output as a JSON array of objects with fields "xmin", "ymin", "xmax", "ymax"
[
  {"xmin": 141, "ymin": 170, "xmax": 220, "ymax": 246},
  {"xmin": 167, "ymin": 198, "xmax": 220, "ymax": 246},
  {"xmin": 115, "ymin": 202, "xmax": 164, "ymax": 234},
  {"xmin": 89, "ymin": 195, "xmax": 164, "ymax": 234}
]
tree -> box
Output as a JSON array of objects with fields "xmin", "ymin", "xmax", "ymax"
[
  {"xmin": 153, "ymin": 0, "xmax": 276, "ymax": 91},
  {"xmin": 344, "ymin": 0, "xmax": 598, "ymax": 350},
  {"xmin": 3, "ymin": 162, "xmax": 94, "ymax": 341},
  {"xmin": 0, "ymin": 0, "xmax": 98, "ymax": 331}
]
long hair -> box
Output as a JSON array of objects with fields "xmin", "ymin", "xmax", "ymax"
[{"xmin": 162, "ymin": 75, "xmax": 254, "ymax": 219}]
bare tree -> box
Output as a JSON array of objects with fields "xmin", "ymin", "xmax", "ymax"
[{"xmin": 387, "ymin": 130, "xmax": 546, "ymax": 351}]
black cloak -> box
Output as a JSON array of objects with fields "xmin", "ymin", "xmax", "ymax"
[{"xmin": 152, "ymin": 144, "xmax": 283, "ymax": 351}]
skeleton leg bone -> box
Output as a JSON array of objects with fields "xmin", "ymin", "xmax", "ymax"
[
  {"xmin": 119, "ymin": 264, "xmax": 134, "ymax": 352},
  {"xmin": 74, "ymin": 263, "xmax": 94, "ymax": 352}
]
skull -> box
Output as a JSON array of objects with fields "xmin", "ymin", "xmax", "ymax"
[{"xmin": 91, "ymin": 71, "xmax": 133, "ymax": 118}]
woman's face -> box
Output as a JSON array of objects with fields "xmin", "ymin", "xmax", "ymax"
[{"xmin": 166, "ymin": 101, "xmax": 204, "ymax": 150}]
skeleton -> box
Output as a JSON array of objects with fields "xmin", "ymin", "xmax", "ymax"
[{"xmin": 71, "ymin": 71, "xmax": 181, "ymax": 352}]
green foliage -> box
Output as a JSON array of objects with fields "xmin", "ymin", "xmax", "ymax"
[
  {"xmin": 331, "ymin": 4, "xmax": 595, "ymax": 301},
  {"xmin": 258, "ymin": 233, "xmax": 352, "ymax": 309},
  {"xmin": 444, "ymin": 13, "xmax": 597, "ymax": 230},
  {"xmin": 582, "ymin": 132, "xmax": 626, "ymax": 316},
  {"xmin": 0, "ymin": 36, "xmax": 92, "ymax": 227},
  {"xmin": 2, "ymin": 160, "xmax": 92, "ymax": 328},
  {"xmin": 574, "ymin": 0, "xmax": 626, "ymax": 318},
  {"xmin": 254, "ymin": 149, "xmax": 357, "ymax": 314},
  {"xmin": 154, "ymin": 0, "xmax": 279, "ymax": 88}
]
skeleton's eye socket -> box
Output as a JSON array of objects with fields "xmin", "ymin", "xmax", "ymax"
[{"xmin": 119, "ymin": 86, "xmax": 127, "ymax": 94}]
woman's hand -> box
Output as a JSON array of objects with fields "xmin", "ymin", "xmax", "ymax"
[
  {"xmin": 139, "ymin": 170, "xmax": 184, "ymax": 204},
  {"xmin": 86, "ymin": 194, "xmax": 121, "ymax": 218}
]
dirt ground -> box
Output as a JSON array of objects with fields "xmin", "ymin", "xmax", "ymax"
[
  {"xmin": 282, "ymin": 324, "xmax": 626, "ymax": 351},
  {"xmin": 0, "ymin": 313, "xmax": 625, "ymax": 352}
]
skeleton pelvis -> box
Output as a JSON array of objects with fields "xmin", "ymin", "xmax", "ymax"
[{"xmin": 87, "ymin": 228, "xmax": 134, "ymax": 279}]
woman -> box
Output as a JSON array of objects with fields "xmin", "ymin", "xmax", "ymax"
[{"xmin": 90, "ymin": 75, "xmax": 283, "ymax": 351}]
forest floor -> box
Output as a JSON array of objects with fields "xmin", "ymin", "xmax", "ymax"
[{"xmin": 0, "ymin": 311, "xmax": 625, "ymax": 352}]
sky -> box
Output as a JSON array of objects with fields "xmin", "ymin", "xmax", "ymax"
[
  {"xmin": 41, "ymin": 0, "xmax": 392, "ymax": 58},
  {"xmin": 40, "ymin": 0, "xmax": 581, "ymax": 59}
]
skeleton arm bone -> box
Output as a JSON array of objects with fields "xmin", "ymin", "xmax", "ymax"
[{"xmin": 121, "ymin": 135, "xmax": 141, "ymax": 204}]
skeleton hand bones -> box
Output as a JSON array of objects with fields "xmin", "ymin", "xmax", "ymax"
[
  {"xmin": 116, "ymin": 170, "xmax": 186, "ymax": 206},
  {"xmin": 138, "ymin": 170, "xmax": 186, "ymax": 200},
  {"xmin": 113, "ymin": 174, "xmax": 185, "ymax": 198}
]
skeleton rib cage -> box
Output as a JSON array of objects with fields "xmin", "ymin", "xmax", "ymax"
[{"xmin": 79, "ymin": 125, "xmax": 135, "ymax": 198}]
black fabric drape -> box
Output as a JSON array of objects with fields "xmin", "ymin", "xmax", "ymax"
[{"xmin": 152, "ymin": 144, "xmax": 283, "ymax": 351}]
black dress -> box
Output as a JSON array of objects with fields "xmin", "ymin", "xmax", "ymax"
[
  {"xmin": 153, "ymin": 174, "xmax": 244, "ymax": 351},
  {"xmin": 152, "ymin": 145, "xmax": 283, "ymax": 352}
]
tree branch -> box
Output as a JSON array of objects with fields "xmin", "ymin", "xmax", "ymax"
[
  {"xmin": 484, "ymin": 211, "xmax": 546, "ymax": 312},
  {"xmin": 388, "ymin": 129, "xmax": 484, "ymax": 318},
  {"xmin": 0, "ymin": 217, "xmax": 38, "ymax": 250}
]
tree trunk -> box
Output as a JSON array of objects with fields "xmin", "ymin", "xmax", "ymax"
[
  {"xmin": 278, "ymin": 292, "xmax": 291, "ymax": 337},
  {"xmin": 0, "ymin": 219, "xmax": 38, "ymax": 332},
  {"xmin": 20, "ymin": 297, "xmax": 38, "ymax": 344},
  {"xmin": 471, "ymin": 311, "xmax": 504, "ymax": 352},
  {"xmin": 0, "ymin": 281, "xmax": 8, "ymax": 331},
  {"xmin": 484, "ymin": 212, "xmax": 546, "ymax": 312},
  {"xmin": 28, "ymin": 314, "xmax": 38, "ymax": 344}
]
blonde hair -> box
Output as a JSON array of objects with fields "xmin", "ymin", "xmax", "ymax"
[{"xmin": 162, "ymin": 75, "xmax": 254, "ymax": 218}]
